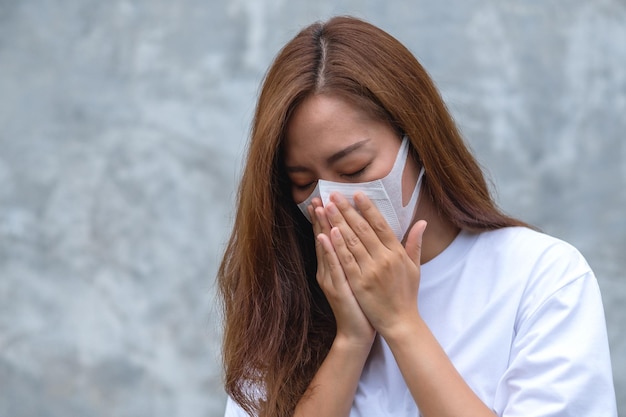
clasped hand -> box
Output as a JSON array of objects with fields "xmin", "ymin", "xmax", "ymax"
[{"xmin": 309, "ymin": 192, "xmax": 427, "ymax": 347}]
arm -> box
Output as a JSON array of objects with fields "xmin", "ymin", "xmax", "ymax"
[
  {"xmin": 321, "ymin": 192, "xmax": 495, "ymax": 417},
  {"xmin": 293, "ymin": 199, "xmax": 376, "ymax": 417},
  {"xmin": 383, "ymin": 316, "xmax": 495, "ymax": 417},
  {"xmin": 294, "ymin": 335, "xmax": 371, "ymax": 416},
  {"xmin": 223, "ymin": 332, "xmax": 371, "ymax": 417}
]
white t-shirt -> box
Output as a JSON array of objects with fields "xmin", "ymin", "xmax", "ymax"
[{"xmin": 224, "ymin": 227, "xmax": 617, "ymax": 416}]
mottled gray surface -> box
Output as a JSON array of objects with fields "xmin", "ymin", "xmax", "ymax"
[{"xmin": 0, "ymin": 1, "xmax": 624, "ymax": 416}]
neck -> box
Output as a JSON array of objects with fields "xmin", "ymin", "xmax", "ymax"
[{"xmin": 413, "ymin": 192, "xmax": 460, "ymax": 265}]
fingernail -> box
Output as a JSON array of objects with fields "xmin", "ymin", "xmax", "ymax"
[
  {"xmin": 314, "ymin": 207, "xmax": 323, "ymax": 221},
  {"xmin": 330, "ymin": 192, "xmax": 345, "ymax": 204},
  {"xmin": 326, "ymin": 203, "xmax": 338, "ymax": 215}
]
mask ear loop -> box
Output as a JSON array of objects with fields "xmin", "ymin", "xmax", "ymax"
[
  {"xmin": 403, "ymin": 134, "xmax": 422, "ymax": 167},
  {"xmin": 404, "ymin": 135, "xmax": 425, "ymax": 177},
  {"xmin": 387, "ymin": 136, "xmax": 412, "ymax": 180},
  {"xmin": 399, "ymin": 166, "xmax": 424, "ymax": 211},
  {"xmin": 400, "ymin": 136, "xmax": 425, "ymax": 209}
]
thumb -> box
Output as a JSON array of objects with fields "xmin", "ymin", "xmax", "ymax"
[{"xmin": 404, "ymin": 220, "xmax": 427, "ymax": 266}]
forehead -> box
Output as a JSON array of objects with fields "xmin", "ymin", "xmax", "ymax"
[{"xmin": 283, "ymin": 94, "xmax": 392, "ymax": 163}]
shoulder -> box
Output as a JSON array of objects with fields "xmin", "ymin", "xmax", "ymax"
[
  {"xmin": 481, "ymin": 230, "xmax": 617, "ymax": 415},
  {"xmin": 475, "ymin": 227, "xmax": 602, "ymax": 331},
  {"xmin": 474, "ymin": 226, "xmax": 591, "ymax": 284},
  {"xmin": 477, "ymin": 226, "xmax": 581, "ymax": 255}
]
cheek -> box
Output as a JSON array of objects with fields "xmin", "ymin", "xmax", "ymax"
[
  {"xmin": 368, "ymin": 151, "xmax": 398, "ymax": 181},
  {"xmin": 291, "ymin": 187, "xmax": 311, "ymax": 205}
]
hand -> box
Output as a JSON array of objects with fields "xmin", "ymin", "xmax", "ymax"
[
  {"xmin": 308, "ymin": 198, "xmax": 376, "ymax": 349},
  {"xmin": 322, "ymin": 192, "xmax": 427, "ymax": 338}
]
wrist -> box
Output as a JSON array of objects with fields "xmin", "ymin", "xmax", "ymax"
[
  {"xmin": 333, "ymin": 331, "xmax": 376, "ymax": 356},
  {"xmin": 379, "ymin": 313, "xmax": 427, "ymax": 348}
]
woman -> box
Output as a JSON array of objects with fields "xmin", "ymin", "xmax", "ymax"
[{"xmin": 218, "ymin": 16, "xmax": 616, "ymax": 417}]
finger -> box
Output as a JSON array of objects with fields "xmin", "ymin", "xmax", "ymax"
[
  {"xmin": 329, "ymin": 226, "xmax": 363, "ymax": 280},
  {"xmin": 310, "ymin": 200, "xmax": 320, "ymax": 232},
  {"xmin": 352, "ymin": 191, "xmax": 399, "ymax": 250},
  {"xmin": 316, "ymin": 232, "xmax": 349, "ymax": 290},
  {"xmin": 310, "ymin": 200, "xmax": 328, "ymax": 277},
  {"xmin": 307, "ymin": 204, "xmax": 316, "ymax": 226},
  {"xmin": 325, "ymin": 197, "xmax": 372, "ymax": 265},
  {"xmin": 404, "ymin": 220, "xmax": 427, "ymax": 266},
  {"xmin": 317, "ymin": 208, "xmax": 333, "ymax": 234},
  {"xmin": 310, "ymin": 196, "xmax": 323, "ymax": 213}
]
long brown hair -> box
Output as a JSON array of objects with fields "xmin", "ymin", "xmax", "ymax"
[{"xmin": 218, "ymin": 16, "xmax": 527, "ymax": 417}]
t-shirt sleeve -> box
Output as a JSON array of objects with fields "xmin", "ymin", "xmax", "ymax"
[
  {"xmin": 492, "ymin": 271, "xmax": 617, "ymax": 416},
  {"xmin": 224, "ymin": 396, "xmax": 253, "ymax": 417}
]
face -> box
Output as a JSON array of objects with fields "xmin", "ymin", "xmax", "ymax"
[{"xmin": 283, "ymin": 93, "xmax": 419, "ymax": 204}]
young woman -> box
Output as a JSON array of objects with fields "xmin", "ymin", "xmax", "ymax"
[{"xmin": 218, "ymin": 16, "xmax": 617, "ymax": 417}]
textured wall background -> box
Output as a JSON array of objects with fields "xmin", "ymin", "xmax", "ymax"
[{"xmin": 0, "ymin": 1, "xmax": 624, "ymax": 416}]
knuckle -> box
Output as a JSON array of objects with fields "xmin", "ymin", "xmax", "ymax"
[
  {"xmin": 379, "ymin": 256, "xmax": 394, "ymax": 271},
  {"xmin": 360, "ymin": 275, "xmax": 375, "ymax": 292},
  {"xmin": 329, "ymin": 259, "xmax": 343, "ymax": 271},
  {"xmin": 346, "ymin": 233, "xmax": 360, "ymax": 248},
  {"xmin": 372, "ymin": 256, "xmax": 395, "ymax": 276},
  {"xmin": 336, "ymin": 198, "xmax": 351, "ymax": 211},
  {"xmin": 353, "ymin": 219, "xmax": 370, "ymax": 235},
  {"xmin": 341, "ymin": 251, "xmax": 356, "ymax": 265},
  {"xmin": 359, "ymin": 203, "xmax": 375, "ymax": 216},
  {"xmin": 316, "ymin": 272, "xmax": 326, "ymax": 286},
  {"xmin": 370, "ymin": 218, "xmax": 388, "ymax": 233}
]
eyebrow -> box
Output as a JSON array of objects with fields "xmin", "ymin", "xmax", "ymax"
[{"xmin": 285, "ymin": 138, "xmax": 371, "ymax": 173}]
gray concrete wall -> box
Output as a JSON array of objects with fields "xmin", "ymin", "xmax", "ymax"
[{"xmin": 0, "ymin": 1, "xmax": 623, "ymax": 416}]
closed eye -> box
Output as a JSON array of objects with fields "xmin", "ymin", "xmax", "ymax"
[
  {"xmin": 294, "ymin": 181, "xmax": 316, "ymax": 191},
  {"xmin": 341, "ymin": 165, "xmax": 369, "ymax": 179}
]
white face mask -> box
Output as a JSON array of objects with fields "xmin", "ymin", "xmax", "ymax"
[{"xmin": 297, "ymin": 136, "xmax": 425, "ymax": 241}]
